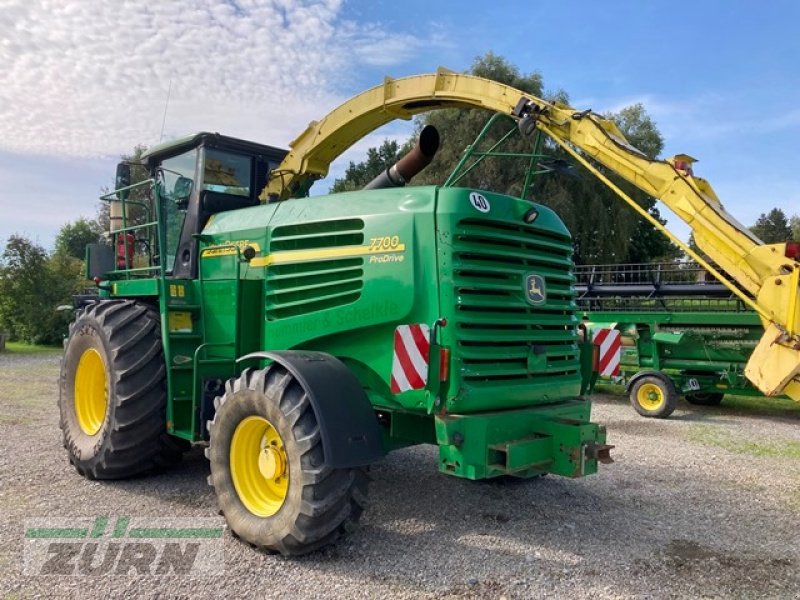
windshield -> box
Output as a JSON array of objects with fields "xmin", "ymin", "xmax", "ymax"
[{"xmin": 203, "ymin": 149, "xmax": 251, "ymax": 197}]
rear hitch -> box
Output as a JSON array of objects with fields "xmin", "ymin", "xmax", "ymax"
[{"xmin": 584, "ymin": 441, "xmax": 615, "ymax": 465}]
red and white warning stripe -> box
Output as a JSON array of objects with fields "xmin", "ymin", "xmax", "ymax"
[
  {"xmin": 593, "ymin": 328, "xmax": 621, "ymax": 377},
  {"xmin": 390, "ymin": 324, "xmax": 430, "ymax": 393}
]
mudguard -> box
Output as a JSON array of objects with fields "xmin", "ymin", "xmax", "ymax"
[{"xmin": 237, "ymin": 350, "xmax": 385, "ymax": 468}]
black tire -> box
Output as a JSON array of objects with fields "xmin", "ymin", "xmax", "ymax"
[
  {"xmin": 629, "ymin": 374, "xmax": 678, "ymax": 418},
  {"xmin": 685, "ymin": 392, "xmax": 725, "ymax": 406},
  {"xmin": 207, "ymin": 365, "xmax": 368, "ymax": 556},
  {"xmin": 59, "ymin": 300, "xmax": 186, "ymax": 479}
]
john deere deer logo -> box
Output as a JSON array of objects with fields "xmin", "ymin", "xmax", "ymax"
[{"xmin": 524, "ymin": 273, "xmax": 546, "ymax": 306}]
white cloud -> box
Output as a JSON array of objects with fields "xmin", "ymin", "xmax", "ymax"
[{"xmin": 0, "ymin": 0, "xmax": 439, "ymax": 159}]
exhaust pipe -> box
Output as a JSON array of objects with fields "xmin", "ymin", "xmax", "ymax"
[{"xmin": 363, "ymin": 125, "xmax": 440, "ymax": 190}]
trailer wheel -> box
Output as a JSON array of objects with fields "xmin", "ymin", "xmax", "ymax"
[
  {"xmin": 685, "ymin": 392, "xmax": 724, "ymax": 406},
  {"xmin": 207, "ymin": 365, "xmax": 368, "ymax": 556},
  {"xmin": 629, "ymin": 375, "xmax": 677, "ymax": 418},
  {"xmin": 59, "ymin": 300, "xmax": 186, "ymax": 479}
]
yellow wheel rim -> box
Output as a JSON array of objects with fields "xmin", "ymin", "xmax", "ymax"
[
  {"xmin": 230, "ymin": 416, "xmax": 289, "ymax": 517},
  {"xmin": 74, "ymin": 348, "xmax": 108, "ymax": 436},
  {"xmin": 637, "ymin": 382, "xmax": 665, "ymax": 411}
]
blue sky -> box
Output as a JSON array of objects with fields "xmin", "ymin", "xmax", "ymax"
[{"xmin": 1, "ymin": 0, "xmax": 798, "ymax": 250}]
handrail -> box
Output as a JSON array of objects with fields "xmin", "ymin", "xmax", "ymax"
[{"xmin": 99, "ymin": 179, "xmax": 162, "ymax": 278}]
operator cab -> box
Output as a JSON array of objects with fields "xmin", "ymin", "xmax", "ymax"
[{"xmin": 140, "ymin": 132, "xmax": 287, "ymax": 278}]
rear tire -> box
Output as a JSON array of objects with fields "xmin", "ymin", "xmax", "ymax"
[
  {"xmin": 207, "ymin": 365, "xmax": 368, "ymax": 556},
  {"xmin": 685, "ymin": 392, "xmax": 724, "ymax": 406},
  {"xmin": 629, "ymin": 374, "xmax": 678, "ymax": 418},
  {"xmin": 59, "ymin": 300, "xmax": 186, "ymax": 479}
]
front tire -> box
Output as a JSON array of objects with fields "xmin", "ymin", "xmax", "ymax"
[
  {"xmin": 58, "ymin": 300, "xmax": 185, "ymax": 479},
  {"xmin": 207, "ymin": 366, "xmax": 368, "ymax": 556}
]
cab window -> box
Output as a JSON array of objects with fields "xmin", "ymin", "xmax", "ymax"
[{"xmin": 203, "ymin": 149, "xmax": 252, "ymax": 198}]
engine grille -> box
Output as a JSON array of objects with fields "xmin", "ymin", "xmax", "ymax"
[
  {"xmin": 452, "ymin": 217, "xmax": 579, "ymax": 383},
  {"xmin": 266, "ymin": 219, "xmax": 365, "ymax": 319}
]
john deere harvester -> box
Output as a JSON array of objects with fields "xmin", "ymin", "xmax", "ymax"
[
  {"xmin": 61, "ymin": 71, "xmax": 800, "ymax": 555},
  {"xmin": 60, "ymin": 126, "xmax": 610, "ymax": 554}
]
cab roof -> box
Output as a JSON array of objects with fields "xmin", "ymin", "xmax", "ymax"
[{"xmin": 140, "ymin": 132, "xmax": 288, "ymax": 163}]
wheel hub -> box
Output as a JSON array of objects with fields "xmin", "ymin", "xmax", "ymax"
[
  {"xmin": 74, "ymin": 348, "xmax": 108, "ymax": 436},
  {"xmin": 230, "ymin": 415, "xmax": 289, "ymax": 517},
  {"xmin": 258, "ymin": 442, "xmax": 286, "ymax": 480},
  {"xmin": 637, "ymin": 382, "xmax": 664, "ymax": 410}
]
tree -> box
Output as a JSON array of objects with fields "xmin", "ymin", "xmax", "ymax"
[
  {"xmin": 412, "ymin": 52, "xmax": 545, "ymax": 198},
  {"xmin": 532, "ymin": 102, "xmax": 679, "ymax": 264},
  {"xmin": 0, "ymin": 236, "xmax": 48, "ymax": 342},
  {"xmin": 750, "ymin": 208, "xmax": 792, "ymax": 243},
  {"xmin": 54, "ymin": 217, "xmax": 103, "ymax": 259},
  {"xmin": 792, "ymin": 215, "xmax": 800, "ymax": 241},
  {"xmin": 597, "ymin": 104, "xmax": 678, "ymax": 264},
  {"xmin": 0, "ymin": 235, "xmax": 82, "ymax": 344}
]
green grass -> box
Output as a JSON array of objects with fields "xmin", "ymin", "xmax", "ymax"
[
  {"xmin": 687, "ymin": 424, "xmax": 800, "ymax": 460},
  {"xmin": 3, "ymin": 341, "xmax": 62, "ymax": 355},
  {"xmin": 721, "ymin": 394, "xmax": 800, "ymax": 415}
]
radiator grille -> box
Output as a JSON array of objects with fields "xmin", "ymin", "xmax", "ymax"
[{"xmin": 452, "ymin": 217, "xmax": 579, "ymax": 383}]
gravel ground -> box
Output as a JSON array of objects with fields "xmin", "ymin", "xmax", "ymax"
[{"xmin": 1, "ymin": 350, "xmax": 799, "ymax": 599}]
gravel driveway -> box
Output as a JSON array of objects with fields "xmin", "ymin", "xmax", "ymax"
[{"xmin": 1, "ymin": 350, "xmax": 799, "ymax": 599}]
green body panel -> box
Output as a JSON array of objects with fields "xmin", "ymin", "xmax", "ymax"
[
  {"xmin": 101, "ymin": 140, "xmax": 608, "ymax": 480},
  {"xmin": 584, "ymin": 310, "xmax": 765, "ymax": 396},
  {"xmin": 110, "ymin": 278, "xmax": 159, "ymax": 297},
  {"xmin": 202, "ymin": 187, "xmax": 440, "ymax": 414},
  {"xmin": 383, "ymin": 410, "xmax": 437, "ymax": 450}
]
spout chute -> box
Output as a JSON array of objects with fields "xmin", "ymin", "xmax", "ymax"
[{"xmin": 363, "ymin": 125, "xmax": 440, "ymax": 190}]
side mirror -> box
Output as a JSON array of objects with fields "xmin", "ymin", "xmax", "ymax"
[
  {"xmin": 115, "ymin": 163, "xmax": 131, "ymax": 198},
  {"xmin": 174, "ymin": 176, "xmax": 193, "ymax": 209}
]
